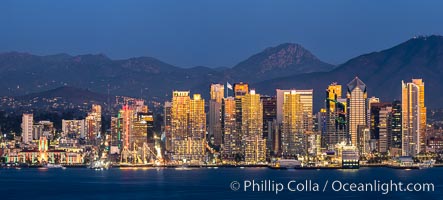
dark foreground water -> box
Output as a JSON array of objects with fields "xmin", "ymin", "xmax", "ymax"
[{"xmin": 0, "ymin": 167, "xmax": 442, "ymax": 200}]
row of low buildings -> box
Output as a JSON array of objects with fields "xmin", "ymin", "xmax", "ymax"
[
  {"xmin": 21, "ymin": 104, "xmax": 102, "ymax": 144},
  {"xmin": 1, "ymin": 104, "xmax": 103, "ymax": 165}
]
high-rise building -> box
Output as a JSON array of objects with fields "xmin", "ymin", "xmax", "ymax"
[
  {"xmin": 32, "ymin": 124, "xmax": 43, "ymax": 141},
  {"xmin": 85, "ymin": 104, "xmax": 102, "ymax": 142},
  {"xmin": 170, "ymin": 91, "xmax": 206, "ymax": 162},
  {"xmin": 131, "ymin": 113, "xmax": 148, "ymax": 151},
  {"xmin": 120, "ymin": 105, "xmax": 134, "ymax": 149},
  {"xmin": 209, "ymin": 84, "xmax": 224, "ymax": 147},
  {"xmin": 171, "ymin": 91, "xmax": 190, "ymax": 141},
  {"xmin": 401, "ymin": 79, "xmax": 426, "ymax": 156},
  {"xmin": 21, "ymin": 114, "xmax": 33, "ymax": 144},
  {"xmin": 210, "ymin": 83, "xmax": 224, "ymax": 103},
  {"xmin": 190, "ymin": 94, "xmax": 206, "ymax": 140},
  {"xmin": 234, "ymin": 82, "xmax": 249, "ymax": 97},
  {"xmin": 242, "ymin": 90, "xmax": 266, "ymax": 163},
  {"xmin": 347, "ymin": 77, "xmax": 368, "ymax": 147},
  {"xmin": 110, "ymin": 116, "xmax": 121, "ymax": 154},
  {"xmin": 323, "ymin": 83, "xmax": 347, "ymax": 150},
  {"xmin": 296, "ymin": 89, "xmax": 314, "ymax": 133},
  {"xmin": 370, "ymin": 102, "xmax": 393, "ymax": 154},
  {"xmin": 281, "ymin": 90, "xmax": 305, "ymax": 157},
  {"xmin": 390, "ymin": 100, "xmax": 402, "ymax": 156},
  {"xmin": 163, "ymin": 101, "xmax": 172, "ymax": 151},
  {"xmin": 276, "ymin": 89, "xmax": 292, "ymax": 124},
  {"xmin": 221, "ymin": 97, "xmax": 239, "ymax": 159},
  {"xmin": 368, "ymin": 97, "xmax": 380, "ymax": 128},
  {"xmin": 233, "ymin": 82, "xmax": 249, "ymax": 158},
  {"xmin": 261, "ymin": 96, "xmax": 277, "ymax": 156},
  {"xmin": 62, "ymin": 120, "xmax": 86, "ymax": 139}
]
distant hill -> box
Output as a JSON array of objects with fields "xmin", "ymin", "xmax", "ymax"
[
  {"xmin": 2, "ymin": 36, "xmax": 443, "ymax": 112},
  {"xmin": 227, "ymin": 43, "xmax": 335, "ymax": 82},
  {"xmin": 253, "ymin": 35, "xmax": 443, "ymax": 110},
  {"xmin": 0, "ymin": 43, "xmax": 333, "ymax": 103}
]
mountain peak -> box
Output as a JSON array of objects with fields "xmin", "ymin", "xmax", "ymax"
[
  {"xmin": 260, "ymin": 43, "xmax": 317, "ymax": 68},
  {"xmin": 230, "ymin": 43, "xmax": 334, "ymax": 82}
]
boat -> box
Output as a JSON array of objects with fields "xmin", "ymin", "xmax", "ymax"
[
  {"xmin": 418, "ymin": 160, "xmax": 435, "ymax": 169},
  {"xmin": 341, "ymin": 146, "xmax": 360, "ymax": 169},
  {"xmin": 45, "ymin": 163, "xmax": 66, "ymax": 169},
  {"xmin": 274, "ymin": 159, "xmax": 302, "ymax": 169},
  {"xmin": 89, "ymin": 160, "xmax": 111, "ymax": 170},
  {"xmin": 175, "ymin": 163, "xmax": 191, "ymax": 170}
]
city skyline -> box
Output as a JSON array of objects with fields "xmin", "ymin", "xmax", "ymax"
[{"xmin": 2, "ymin": 77, "xmax": 433, "ymax": 166}]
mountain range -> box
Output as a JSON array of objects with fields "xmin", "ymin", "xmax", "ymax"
[{"xmin": 1, "ymin": 35, "xmax": 443, "ymax": 111}]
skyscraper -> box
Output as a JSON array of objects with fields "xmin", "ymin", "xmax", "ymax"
[
  {"xmin": 189, "ymin": 94, "xmax": 206, "ymax": 141},
  {"xmin": 261, "ymin": 95, "xmax": 277, "ymax": 157},
  {"xmin": 390, "ymin": 100, "xmax": 402, "ymax": 156},
  {"xmin": 233, "ymin": 82, "xmax": 249, "ymax": 158},
  {"xmin": 276, "ymin": 89, "xmax": 292, "ymax": 124},
  {"xmin": 296, "ymin": 89, "xmax": 314, "ymax": 133},
  {"xmin": 120, "ymin": 105, "xmax": 134, "ymax": 150},
  {"xmin": 242, "ymin": 90, "xmax": 266, "ymax": 164},
  {"xmin": 85, "ymin": 104, "xmax": 102, "ymax": 142},
  {"xmin": 346, "ymin": 77, "xmax": 368, "ymax": 147},
  {"xmin": 323, "ymin": 83, "xmax": 347, "ymax": 150},
  {"xmin": 221, "ymin": 97, "xmax": 239, "ymax": 159},
  {"xmin": 401, "ymin": 79, "xmax": 426, "ymax": 156},
  {"xmin": 370, "ymin": 102, "xmax": 393, "ymax": 153},
  {"xmin": 21, "ymin": 113, "xmax": 33, "ymax": 144},
  {"xmin": 170, "ymin": 91, "xmax": 206, "ymax": 162},
  {"xmin": 209, "ymin": 84, "xmax": 224, "ymax": 147},
  {"xmin": 281, "ymin": 90, "xmax": 305, "ymax": 157},
  {"xmin": 210, "ymin": 83, "xmax": 224, "ymax": 103},
  {"xmin": 163, "ymin": 101, "xmax": 172, "ymax": 152}
]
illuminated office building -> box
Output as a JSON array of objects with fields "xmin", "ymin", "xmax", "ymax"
[
  {"xmin": 62, "ymin": 120, "xmax": 86, "ymax": 139},
  {"xmin": 190, "ymin": 94, "xmax": 206, "ymax": 140},
  {"xmin": 323, "ymin": 83, "xmax": 347, "ymax": 150},
  {"xmin": 242, "ymin": 90, "xmax": 266, "ymax": 163},
  {"xmin": 110, "ymin": 116, "xmax": 121, "ymax": 154},
  {"xmin": 21, "ymin": 113, "xmax": 33, "ymax": 144},
  {"xmin": 85, "ymin": 104, "xmax": 102, "ymax": 142},
  {"xmin": 346, "ymin": 77, "xmax": 368, "ymax": 147},
  {"xmin": 234, "ymin": 83, "xmax": 248, "ymax": 135},
  {"xmin": 276, "ymin": 89, "xmax": 291, "ymax": 124},
  {"xmin": 171, "ymin": 91, "xmax": 190, "ymax": 141},
  {"xmin": 210, "ymin": 83, "xmax": 224, "ymax": 102},
  {"xmin": 221, "ymin": 97, "xmax": 239, "ymax": 158},
  {"xmin": 209, "ymin": 84, "xmax": 224, "ymax": 147},
  {"xmin": 296, "ymin": 89, "xmax": 314, "ymax": 133},
  {"xmin": 170, "ymin": 91, "xmax": 206, "ymax": 162},
  {"xmin": 401, "ymin": 79, "xmax": 426, "ymax": 156},
  {"xmin": 281, "ymin": 90, "xmax": 305, "ymax": 157},
  {"xmin": 130, "ymin": 120, "xmax": 146, "ymax": 151},
  {"xmin": 120, "ymin": 105, "xmax": 134, "ymax": 149}
]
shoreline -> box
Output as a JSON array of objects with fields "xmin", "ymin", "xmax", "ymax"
[{"xmin": 2, "ymin": 163, "xmax": 441, "ymax": 170}]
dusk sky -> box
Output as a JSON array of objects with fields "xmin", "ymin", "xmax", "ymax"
[{"xmin": 1, "ymin": 0, "xmax": 443, "ymax": 67}]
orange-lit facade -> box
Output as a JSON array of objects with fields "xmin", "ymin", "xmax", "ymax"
[{"xmin": 401, "ymin": 79, "xmax": 426, "ymax": 156}]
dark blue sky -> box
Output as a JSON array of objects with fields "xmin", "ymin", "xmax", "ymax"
[{"xmin": 1, "ymin": 0, "xmax": 443, "ymax": 67}]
